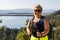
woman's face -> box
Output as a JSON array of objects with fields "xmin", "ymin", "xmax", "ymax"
[{"xmin": 34, "ymin": 7, "xmax": 42, "ymax": 17}]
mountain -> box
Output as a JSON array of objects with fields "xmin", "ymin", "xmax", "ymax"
[
  {"xmin": 42, "ymin": 9, "xmax": 56, "ymax": 13},
  {"xmin": 0, "ymin": 9, "xmax": 56, "ymax": 15},
  {"xmin": 0, "ymin": 9, "xmax": 33, "ymax": 14}
]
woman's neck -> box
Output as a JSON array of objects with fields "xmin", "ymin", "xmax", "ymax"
[{"xmin": 35, "ymin": 16, "xmax": 41, "ymax": 19}]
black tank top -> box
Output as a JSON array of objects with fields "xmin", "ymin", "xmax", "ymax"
[{"xmin": 30, "ymin": 16, "xmax": 45, "ymax": 37}]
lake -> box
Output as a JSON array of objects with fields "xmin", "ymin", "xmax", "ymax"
[{"xmin": 0, "ymin": 16, "xmax": 33, "ymax": 29}]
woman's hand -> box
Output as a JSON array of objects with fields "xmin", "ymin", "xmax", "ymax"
[{"xmin": 37, "ymin": 32, "xmax": 41, "ymax": 38}]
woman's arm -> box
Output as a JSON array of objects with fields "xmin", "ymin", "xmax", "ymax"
[
  {"xmin": 26, "ymin": 20, "xmax": 32, "ymax": 35},
  {"xmin": 41, "ymin": 18, "xmax": 50, "ymax": 37}
]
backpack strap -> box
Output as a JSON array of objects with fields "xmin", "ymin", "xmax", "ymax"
[
  {"xmin": 30, "ymin": 16, "xmax": 34, "ymax": 25},
  {"xmin": 40, "ymin": 16, "xmax": 45, "ymax": 22}
]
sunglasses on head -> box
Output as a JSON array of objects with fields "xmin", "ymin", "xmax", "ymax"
[{"xmin": 34, "ymin": 9, "xmax": 42, "ymax": 12}]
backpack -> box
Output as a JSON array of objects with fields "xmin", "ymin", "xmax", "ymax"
[{"xmin": 30, "ymin": 16, "xmax": 53, "ymax": 39}]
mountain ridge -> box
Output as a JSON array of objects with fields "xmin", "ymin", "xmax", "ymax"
[{"xmin": 0, "ymin": 9, "xmax": 56, "ymax": 15}]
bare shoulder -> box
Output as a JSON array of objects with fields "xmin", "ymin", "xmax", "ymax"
[
  {"xmin": 44, "ymin": 17, "xmax": 50, "ymax": 30},
  {"xmin": 44, "ymin": 18, "xmax": 49, "ymax": 22},
  {"xmin": 27, "ymin": 19, "xmax": 31, "ymax": 27}
]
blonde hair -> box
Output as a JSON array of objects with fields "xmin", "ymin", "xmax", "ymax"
[{"xmin": 34, "ymin": 4, "xmax": 42, "ymax": 11}]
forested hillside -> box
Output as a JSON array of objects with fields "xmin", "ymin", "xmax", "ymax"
[{"xmin": 46, "ymin": 10, "xmax": 60, "ymax": 27}]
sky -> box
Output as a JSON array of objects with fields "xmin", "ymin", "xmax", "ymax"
[{"xmin": 0, "ymin": 0, "xmax": 60, "ymax": 10}]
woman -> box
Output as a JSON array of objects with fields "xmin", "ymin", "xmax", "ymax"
[{"xmin": 27, "ymin": 4, "xmax": 50, "ymax": 40}]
